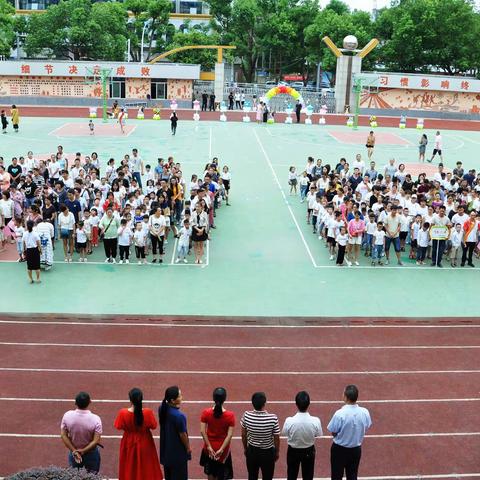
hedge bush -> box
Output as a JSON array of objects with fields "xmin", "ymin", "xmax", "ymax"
[{"xmin": 6, "ymin": 466, "xmax": 107, "ymax": 479}]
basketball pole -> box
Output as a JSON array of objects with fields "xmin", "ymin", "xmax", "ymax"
[{"xmin": 85, "ymin": 67, "xmax": 112, "ymax": 123}]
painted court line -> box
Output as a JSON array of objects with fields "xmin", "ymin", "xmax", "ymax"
[
  {"xmin": 0, "ymin": 320, "xmax": 478, "ymax": 329},
  {"xmin": 2, "ymin": 342, "xmax": 479, "ymax": 351},
  {"xmin": 1, "ymin": 397, "xmax": 478, "ymax": 405},
  {"xmin": 1, "ymin": 367, "xmax": 479, "ymax": 375},
  {"xmin": 0, "ymin": 432, "xmax": 479, "ymax": 440},
  {"xmin": 0, "ymin": 259, "xmax": 203, "ymax": 267},
  {"xmin": 314, "ymin": 264, "xmax": 480, "ymax": 271},
  {"xmin": 253, "ymin": 128, "xmax": 318, "ymax": 267}
]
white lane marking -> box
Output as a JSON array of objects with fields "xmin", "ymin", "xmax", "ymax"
[
  {"xmin": 253, "ymin": 128, "xmax": 317, "ymax": 267},
  {"xmin": 0, "ymin": 397, "xmax": 478, "ymax": 405},
  {"xmin": 1, "ymin": 342, "xmax": 479, "ymax": 350},
  {"xmin": 0, "ymin": 320, "xmax": 478, "ymax": 329},
  {"xmin": 1, "ymin": 367, "xmax": 479, "ymax": 375},
  {"xmin": 0, "ymin": 432, "xmax": 479, "ymax": 440}
]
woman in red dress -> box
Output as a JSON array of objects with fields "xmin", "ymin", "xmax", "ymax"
[
  {"xmin": 200, "ymin": 387, "xmax": 235, "ymax": 480},
  {"xmin": 114, "ymin": 388, "xmax": 163, "ymax": 480}
]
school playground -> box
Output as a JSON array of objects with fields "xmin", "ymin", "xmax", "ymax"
[{"xmin": 0, "ymin": 116, "xmax": 479, "ymax": 479}]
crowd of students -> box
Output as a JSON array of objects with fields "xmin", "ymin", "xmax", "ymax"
[
  {"xmin": 0, "ymin": 147, "xmax": 232, "ymax": 282},
  {"xmin": 289, "ymin": 154, "xmax": 480, "ymax": 268},
  {"xmin": 61, "ymin": 384, "xmax": 371, "ymax": 480}
]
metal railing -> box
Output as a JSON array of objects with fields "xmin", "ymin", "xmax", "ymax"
[{"xmin": 193, "ymin": 81, "xmax": 336, "ymax": 113}]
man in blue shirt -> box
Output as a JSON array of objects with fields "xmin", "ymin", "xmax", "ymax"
[
  {"xmin": 327, "ymin": 385, "xmax": 372, "ymax": 480},
  {"xmin": 64, "ymin": 189, "xmax": 82, "ymax": 223}
]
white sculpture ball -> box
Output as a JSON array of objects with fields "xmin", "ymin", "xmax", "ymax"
[{"xmin": 343, "ymin": 35, "xmax": 358, "ymax": 50}]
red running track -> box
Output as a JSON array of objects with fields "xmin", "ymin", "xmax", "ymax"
[
  {"xmin": 0, "ymin": 317, "xmax": 479, "ymax": 478},
  {"xmin": 1, "ymin": 104, "xmax": 480, "ymax": 131}
]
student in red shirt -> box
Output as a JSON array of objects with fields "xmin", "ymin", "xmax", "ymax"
[{"xmin": 200, "ymin": 387, "xmax": 235, "ymax": 480}]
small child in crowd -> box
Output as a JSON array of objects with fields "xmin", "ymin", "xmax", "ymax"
[{"xmin": 176, "ymin": 219, "xmax": 192, "ymax": 263}]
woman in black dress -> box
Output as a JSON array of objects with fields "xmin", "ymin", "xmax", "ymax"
[
  {"xmin": 22, "ymin": 220, "xmax": 41, "ymax": 283},
  {"xmin": 191, "ymin": 203, "xmax": 209, "ymax": 264}
]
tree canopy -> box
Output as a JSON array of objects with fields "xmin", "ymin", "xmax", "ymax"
[{"xmin": 7, "ymin": 0, "xmax": 480, "ymax": 80}]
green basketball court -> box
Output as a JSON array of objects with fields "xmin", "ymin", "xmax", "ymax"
[{"xmin": 1, "ymin": 117, "xmax": 479, "ymax": 317}]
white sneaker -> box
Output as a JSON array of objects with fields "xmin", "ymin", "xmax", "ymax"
[
  {"xmin": 329, "ymin": 255, "xmax": 334, "ymax": 260},
  {"xmin": 175, "ymin": 258, "xmax": 180, "ymax": 263},
  {"xmin": 105, "ymin": 258, "xmax": 109, "ymax": 263},
  {"xmin": 78, "ymin": 258, "xmax": 83, "ymax": 263},
  {"xmin": 355, "ymin": 261, "xmax": 360, "ymax": 266},
  {"xmin": 125, "ymin": 259, "xmax": 129, "ymax": 264},
  {"xmin": 83, "ymin": 258, "xmax": 87, "ymax": 263},
  {"xmin": 385, "ymin": 259, "xmax": 389, "ymax": 265},
  {"xmin": 68, "ymin": 257, "xmax": 72, "ymax": 263},
  {"xmin": 118, "ymin": 260, "xmax": 123, "ymax": 264},
  {"xmin": 346, "ymin": 260, "xmax": 352, "ymax": 267},
  {"xmin": 138, "ymin": 260, "xmax": 142, "ymax": 265},
  {"xmin": 111, "ymin": 258, "xmax": 116, "ymax": 264},
  {"xmin": 183, "ymin": 259, "xmax": 187, "ymax": 263}
]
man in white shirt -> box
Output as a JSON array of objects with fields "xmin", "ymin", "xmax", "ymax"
[
  {"xmin": 282, "ymin": 391, "xmax": 322, "ymax": 480},
  {"xmin": 130, "ymin": 148, "xmax": 144, "ymax": 190},
  {"xmin": 431, "ymin": 206, "xmax": 451, "ymax": 267},
  {"xmin": 429, "ymin": 131, "xmax": 443, "ymax": 163},
  {"xmin": 351, "ymin": 154, "xmax": 365, "ymax": 175},
  {"xmin": 327, "ymin": 385, "xmax": 372, "ymax": 480}
]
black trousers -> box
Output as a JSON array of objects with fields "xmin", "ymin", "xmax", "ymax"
[
  {"xmin": 246, "ymin": 446, "xmax": 275, "ymax": 480},
  {"xmin": 119, "ymin": 245, "xmax": 130, "ymax": 260},
  {"xmin": 135, "ymin": 246, "xmax": 145, "ymax": 259},
  {"xmin": 336, "ymin": 245, "xmax": 346, "ymax": 265},
  {"xmin": 287, "ymin": 445, "xmax": 315, "ymax": 480},
  {"xmin": 431, "ymin": 239, "xmax": 446, "ymax": 265},
  {"xmin": 103, "ymin": 238, "xmax": 117, "ymax": 259},
  {"xmin": 331, "ymin": 443, "xmax": 361, "ymax": 480},
  {"xmin": 462, "ymin": 241, "xmax": 476, "ymax": 265}
]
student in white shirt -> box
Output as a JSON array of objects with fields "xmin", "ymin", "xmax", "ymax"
[
  {"xmin": 176, "ymin": 219, "xmax": 192, "ymax": 263},
  {"xmin": 416, "ymin": 222, "xmax": 430, "ymax": 265},
  {"xmin": 75, "ymin": 221, "xmax": 88, "ymax": 262},
  {"xmin": 449, "ymin": 223, "xmax": 463, "ymax": 267},
  {"xmin": 371, "ymin": 222, "xmax": 386, "ymax": 266},
  {"xmin": 429, "ymin": 131, "xmax": 443, "ymax": 163},
  {"xmin": 282, "ymin": 391, "xmax": 322, "ymax": 480},
  {"xmin": 336, "ymin": 226, "xmax": 348, "ymax": 266},
  {"xmin": 133, "ymin": 221, "xmax": 147, "ymax": 264},
  {"xmin": 118, "ymin": 218, "xmax": 133, "ymax": 264}
]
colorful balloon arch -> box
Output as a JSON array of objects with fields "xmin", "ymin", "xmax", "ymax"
[{"xmin": 264, "ymin": 85, "xmax": 304, "ymax": 107}]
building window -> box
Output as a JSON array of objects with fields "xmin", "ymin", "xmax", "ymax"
[
  {"xmin": 179, "ymin": 1, "xmax": 207, "ymax": 14},
  {"xmin": 150, "ymin": 78, "xmax": 167, "ymax": 100},
  {"xmin": 109, "ymin": 78, "xmax": 125, "ymax": 99}
]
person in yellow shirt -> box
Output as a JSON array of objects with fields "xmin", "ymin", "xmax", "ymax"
[{"xmin": 10, "ymin": 105, "xmax": 19, "ymax": 133}]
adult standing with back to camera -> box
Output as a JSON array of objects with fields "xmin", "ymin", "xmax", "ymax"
[
  {"xmin": 241, "ymin": 391, "xmax": 280, "ymax": 480},
  {"xmin": 282, "ymin": 391, "xmax": 322, "ymax": 480},
  {"xmin": 200, "ymin": 387, "xmax": 235, "ymax": 480},
  {"xmin": 327, "ymin": 385, "xmax": 372, "ymax": 480}
]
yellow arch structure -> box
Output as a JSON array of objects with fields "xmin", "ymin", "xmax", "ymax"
[{"xmin": 149, "ymin": 45, "xmax": 236, "ymax": 65}]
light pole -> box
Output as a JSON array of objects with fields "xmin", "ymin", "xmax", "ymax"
[{"xmin": 140, "ymin": 19, "xmax": 153, "ymax": 63}]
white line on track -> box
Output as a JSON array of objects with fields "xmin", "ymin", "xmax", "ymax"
[
  {"xmin": 0, "ymin": 397, "xmax": 478, "ymax": 405},
  {"xmin": 0, "ymin": 320, "xmax": 478, "ymax": 328},
  {"xmin": 0, "ymin": 432, "xmax": 479, "ymax": 440},
  {"xmin": 1, "ymin": 342, "xmax": 479, "ymax": 350},
  {"xmin": 1, "ymin": 367, "xmax": 479, "ymax": 375},
  {"xmin": 253, "ymin": 128, "xmax": 318, "ymax": 267},
  {"xmin": 0, "ymin": 259, "xmax": 203, "ymax": 267},
  {"xmin": 3, "ymin": 475, "xmax": 480, "ymax": 480}
]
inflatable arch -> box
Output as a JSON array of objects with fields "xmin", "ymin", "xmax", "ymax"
[{"xmin": 264, "ymin": 85, "xmax": 305, "ymax": 107}]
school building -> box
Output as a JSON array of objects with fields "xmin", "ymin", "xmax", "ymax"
[{"xmin": 0, "ymin": 60, "xmax": 200, "ymax": 107}]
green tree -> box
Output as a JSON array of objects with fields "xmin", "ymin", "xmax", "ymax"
[
  {"xmin": 0, "ymin": 0, "xmax": 15, "ymax": 57},
  {"xmin": 23, "ymin": 0, "xmax": 128, "ymax": 60},
  {"xmin": 124, "ymin": 0, "xmax": 171, "ymax": 62},
  {"xmin": 375, "ymin": 0, "xmax": 480, "ymax": 74},
  {"xmin": 161, "ymin": 23, "xmax": 221, "ymax": 70},
  {"xmin": 305, "ymin": 3, "xmax": 375, "ymax": 72}
]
